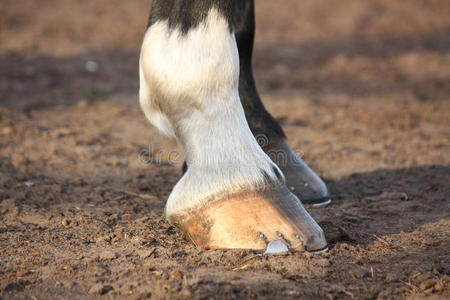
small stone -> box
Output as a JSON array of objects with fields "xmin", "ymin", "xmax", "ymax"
[
  {"xmin": 63, "ymin": 281, "xmax": 78, "ymax": 289},
  {"xmin": 117, "ymin": 160, "xmax": 129, "ymax": 167},
  {"xmin": 316, "ymin": 258, "xmax": 331, "ymax": 267},
  {"xmin": 40, "ymin": 266, "xmax": 53, "ymax": 279},
  {"xmin": 434, "ymin": 281, "xmax": 444, "ymax": 292},
  {"xmin": 105, "ymin": 214, "xmax": 119, "ymax": 226},
  {"xmin": 77, "ymin": 99, "xmax": 88, "ymax": 108},
  {"xmin": 89, "ymin": 283, "xmax": 113, "ymax": 295},
  {"xmin": 169, "ymin": 270, "xmax": 183, "ymax": 281},
  {"xmin": 422, "ymin": 238, "xmax": 436, "ymax": 246},
  {"xmin": 99, "ymin": 250, "xmax": 118, "ymax": 260},
  {"xmin": 419, "ymin": 279, "xmax": 436, "ymax": 291},
  {"xmin": 131, "ymin": 236, "xmax": 142, "ymax": 244},
  {"xmin": 286, "ymin": 289, "xmax": 301, "ymax": 296},
  {"xmin": 138, "ymin": 248, "xmax": 155, "ymax": 259},
  {"xmin": 4, "ymin": 280, "xmax": 31, "ymax": 292},
  {"xmin": 2, "ymin": 127, "xmax": 13, "ymax": 135},
  {"xmin": 61, "ymin": 219, "xmax": 71, "ymax": 227},
  {"xmin": 400, "ymin": 193, "xmax": 409, "ymax": 201},
  {"xmin": 179, "ymin": 289, "xmax": 192, "ymax": 297},
  {"xmin": 343, "ymin": 215, "xmax": 360, "ymax": 223},
  {"xmin": 151, "ymin": 270, "xmax": 163, "ymax": 276},
  {"xmin": 85, "ymin": 61, "xmax": 99, "ymax": 73},
  {"xmin": 95, "ymin": 234, "xmax": 114, "ymax": 243},
  {"xmin": 171, "ymin": 250, "xmax": 186, "ymax": 258},
  {"xmin": 386, "ymin": 272, "xmax": 397, "ymax": 282},
  {"xmin": 340, "ymin": 243, "xmax": 357, "ymax": 251},
  {"xmin": 24, "ymin": 181, "xmax": 35, "ymax": 187},
  {"xmin": 121, "ymin": 214, "xmax": 133, "ymax": 222}
]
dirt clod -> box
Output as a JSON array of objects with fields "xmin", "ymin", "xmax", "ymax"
[
  {"xmin": 169, "ymin": 270, "xmax": 183, "ymax": 281},
  {"xmin": 99, "ymin": 250, "xmax": 119, "ymax": 260},
  {"xmin": 89, "ymin": 283, "xmax": 114, "ymax": 295}
]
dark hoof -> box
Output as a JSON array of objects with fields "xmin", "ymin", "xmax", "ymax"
[{"xmin": 266, "ymin": 140, "xmax": 332, "ymax": 207}]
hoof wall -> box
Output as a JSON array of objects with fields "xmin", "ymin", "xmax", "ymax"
[{"xmin": 169, "ymin": 186, "xmax": 327, "ymax": 252}]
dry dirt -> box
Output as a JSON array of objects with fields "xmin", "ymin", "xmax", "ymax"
[{"xmin": 0, "ymin": 0, "xmax": 449, "ymax": 299}]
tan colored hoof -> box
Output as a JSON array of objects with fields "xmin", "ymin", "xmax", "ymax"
[{"xmin": 168, "ymin": 186, "xmax": 327, "ymax": 252}]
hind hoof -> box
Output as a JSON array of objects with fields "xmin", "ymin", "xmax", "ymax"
[{"xmin": 263, "ymin": 140, "xmax": 332, "ymax": 207}]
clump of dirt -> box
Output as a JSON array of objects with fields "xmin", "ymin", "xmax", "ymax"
[{"xmin": 1, "ymin": 0, "xmax": 449, "ymax": 299}]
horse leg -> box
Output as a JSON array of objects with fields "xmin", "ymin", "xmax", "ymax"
[
  {"xmin": 235, "ymin": 0, "xmax": 331, "ymax": 207},
  {"xmin": 140, "ymin": 0, "xmax": 327, "ymax": 252}
]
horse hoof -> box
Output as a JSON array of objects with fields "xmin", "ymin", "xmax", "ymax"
[
  {"xmin": 265, "ymin": 140, "xmax": 332, "ymax": 207},
  {"xmin": 168, "ymin": 186, "xmax": 328, "ymax": 252}
]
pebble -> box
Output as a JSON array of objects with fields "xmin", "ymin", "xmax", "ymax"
[
  {"xmin": 63, "ymin": 281, "xmax": 78, "ymax": 289},
  {"xmin": 89, "ymin": 283, "xmax": 113, "ymax": 295},
  {"xmin": 116, "ymin": 160, "xmax": 129, "ymax": 167},
  {"xmin": 1, "ymin": 127, "xmax": 13, "ymax": 135},
  {"xmin": 95, "ymin": 233, "xmax": 114, "ymax": 244},
  {"xmin": 179, "ymin": 289, "xmax": 192, "ymax": 297},
  {"xmin": 419, "ymin": 279, "xmax": 436, "ymax": 291},
  {"xmin": 138, "ymin": 248, "xmax": 155, "ymax": 259},
  {"xmin": 151, "ymin": 270, "xmax": 163, "ymax": 277},
  {"xmin": 136, "ymin": 217, "xmax": 149, "ymax": 224},
  {"xmin": 24, "ymin": 181, "xmax": 35, "ymax": 187},
  {"xmin": 121, "ymin": 214, "xmax": 133, "ymax": 222},
  {"xmin": 85, "ymin": 61, "xmax": 99, "ymax": 73},
  {"xmin": 99, "ymin": 250, "xmax": 118, "ymax": 260},
  {"xmin": 434, "ymin": 281, "xmax": 444, "ymax": 292},
  {"xmin": 169, "ymin": 270, "xmax": 183, "ymax": 281},
  {"xmin": 316, "ymin": 258, "xmax": 331, "ymax": 267},
  {"xmin": 61, "ymin": 219, "xmax": 71, "ymax": 227}
]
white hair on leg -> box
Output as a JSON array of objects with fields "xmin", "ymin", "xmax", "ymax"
[{"xmin": 139, "ymin": 8, "xmax": 284, "ymax": 217}]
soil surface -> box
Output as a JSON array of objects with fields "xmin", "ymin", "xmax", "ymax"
[{"xmin": 1, "ymin": 0, "xmax": 449, "ymax": 299}]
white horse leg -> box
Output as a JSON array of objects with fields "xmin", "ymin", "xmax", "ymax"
[{"xmin": 139, "ymin": 2, "xmax": 327, "ymax": 252}]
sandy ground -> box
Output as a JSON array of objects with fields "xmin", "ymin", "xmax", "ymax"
[{"xmin": 1, "ymin": 0, "xmax": 449, "ymax": 299}]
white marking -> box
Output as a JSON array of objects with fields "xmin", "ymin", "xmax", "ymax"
[{"xmin": 139, "ymin": 9, "xmax": 284, "ymax": 217}]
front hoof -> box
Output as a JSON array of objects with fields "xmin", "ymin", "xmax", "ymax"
[{"xmin": 168, "ymin": 186, "xmax": 327, "ymax": 252}]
